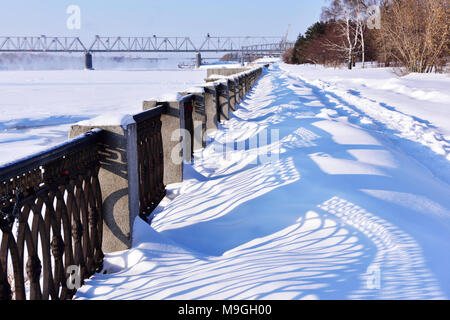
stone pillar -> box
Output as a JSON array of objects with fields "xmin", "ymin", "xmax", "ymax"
[
  {"xmin": 195, "ymin": 52, "xmax": 202, "ymax": 68},
  {"xmin": 69, "ymin": 123, "xmax": 139, "ymax": 253}
]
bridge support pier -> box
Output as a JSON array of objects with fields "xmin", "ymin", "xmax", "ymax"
[
  {"xmin": 195, "ymin": 52, "xmax": 202, "ymax": 68},
  {"xmin": 85, "ymin": 52, "xmax": 94, "ymax": 70}
]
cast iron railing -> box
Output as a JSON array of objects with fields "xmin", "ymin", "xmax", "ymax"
[
  {"xmin": 0, "ymin": 129, "xmax": 104, "ymax": 300},
  {"xmin": 183, "ymin": 96, "xmax": 195, "ymax": 161},
  {"xmin": 216, "ymin": 83, "xmax": 229, "ymax": 122},
  {"xmin": 134, "ymin": 106, "xmax": 166, "ymax": 219}
]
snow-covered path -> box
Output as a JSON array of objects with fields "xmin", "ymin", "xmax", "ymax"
[
  {"xmin": 77, "ymin": 64, "xmax": 450, "ymax": 300},
  {"xmin": 280, "ymin": 63, "xmax": 450, "ymax": 183}
]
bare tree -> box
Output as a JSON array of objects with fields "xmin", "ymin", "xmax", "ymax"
[
  {"xmin": 379, "ymin": 0, "xmax": 449, "ymax": 73},
  {"xmin": 356, "ymin": 0, "xmax": 387, "ymax": 68},
  {"xmin": 356, "ymin": 0, "xmax": 377, "ymax": 68},
  {"xmin": 322, "ymin": 0, "xmax": 371, "ymax": 69}
]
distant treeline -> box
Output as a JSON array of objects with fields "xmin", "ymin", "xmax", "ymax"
[{"xmin": 283, "ymin": 0, "xmax": 449, "ymax": 73}]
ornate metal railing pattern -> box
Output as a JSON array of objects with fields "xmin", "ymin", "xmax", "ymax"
[
  {"xmin": 182, "ymin": 96, "xmax": 195, "ymax": 161},
  {"xmin": 228, "ymin": 79, "xmax": 237, "ymax": 109},
  {"xmin": 0, "ymin": 130, "xmax": 104, "ymax": 300},
  {"xmin": 239, "ymin": 75, "xmax": 245, "ymax": 100},
  {"xmin": 134, "ymin": 107, "xmax": 166, "ymax": 219},
  {"xmin": 216, "ymin": 83, "xmax": 229, "ymax": 122}
]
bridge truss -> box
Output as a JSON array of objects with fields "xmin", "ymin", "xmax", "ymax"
[
  {"xmin": 0, "ymin": 35, "xmax": 295, "ymax": 68},
  {"xmin": 241, "ymin": 42, "xmax": 295, "ymax": 58},
  {"xmin": 0, "ymin": 36, "xmax": 288, "ymax": 53}
]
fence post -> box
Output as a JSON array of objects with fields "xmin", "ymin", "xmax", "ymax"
[
  {"xmin": 201, "ymin": 83, "xmax": 219, "ymax": 136},
  {"xmin": 69, "ymin": 123, "xmax": 139, "ymax": 253}
]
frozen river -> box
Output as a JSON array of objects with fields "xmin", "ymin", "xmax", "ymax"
[{"xmin": 0, "ymin": 68, "xmax": 206, "ymax": 165}]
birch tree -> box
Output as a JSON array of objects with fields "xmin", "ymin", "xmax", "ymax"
[{"xmin": 321, "ymin": 0, "xmax": 369, "ymax": 69}]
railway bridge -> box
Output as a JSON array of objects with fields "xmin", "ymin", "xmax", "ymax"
[{"xmin": 0, "ymin": 35, "xmax": 294, "ymax": 68}]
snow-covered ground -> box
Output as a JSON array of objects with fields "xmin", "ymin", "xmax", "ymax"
[
  {"xmin": 0, "ymin": 69, "xmax": 206, "ymax": 165},
  {"xmin": 76, "ymin": 63, "xmax": 450, "ymax": 300},
  {"xmin": 280, "ymin": 63, "xmax": 450, "ymax": 183}
]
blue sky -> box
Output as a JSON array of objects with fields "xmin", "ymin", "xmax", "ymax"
[{"xmin": 0, "ymin": 0, "xmax": 324, "ymax": 41}]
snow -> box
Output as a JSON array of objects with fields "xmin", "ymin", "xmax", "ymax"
[
  {"xmin": 183, "ymin": 86, "xmax": 205, "ymax": 94},
  {"xmin": 206, "ymin": 74, "xmax": 229, "ymax": 80},
  {"xmin": 75, "ymin": 63, "xmax": 450, "ymax": 300},
  {"xmin": 0, "ymin": 69, "xmax": 206, "ymax": 165},
  {"xmin": 77, "ymin": 113, "xmax": 136, "ymax": 129},
  {"xmin": 252, "ymin": 57, "xmax": 281, "ymax": 64},
  {"xmin": 279, "ymin": 63, "xmax": 450, "ymax": 162},
  {"xmin": 199, "ymin": 63, "xmax": 243, "ymax": 69},
  {"xmin": 154, "ymin": 92, "xmax": 182, "ymax": 102}
]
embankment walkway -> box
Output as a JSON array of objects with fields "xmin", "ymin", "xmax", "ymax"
[{"xmin": 76, "ymin": 65, "xmax": 449, "ymax": 300}]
